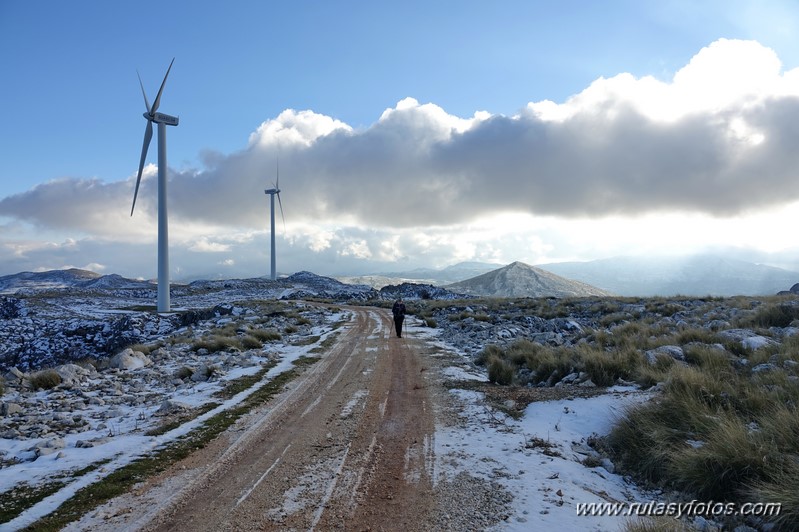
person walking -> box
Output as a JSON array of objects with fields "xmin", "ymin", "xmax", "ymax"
[{"xmin": 392, "ymin": 298, "xmax": 406, "ymax": 338}]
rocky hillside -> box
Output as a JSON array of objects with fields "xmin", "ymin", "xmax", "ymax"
[
  {"xmin": 0, "ymin": 270, "xmax": 468, "ymax": 372},
  {"xmin": 445, "ymin": 261, "xmax": 612, "ymax": 298}
]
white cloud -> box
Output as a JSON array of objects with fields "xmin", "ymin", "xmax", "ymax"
[
  {"xmin": 248, "ymin": 109, "xmax": 352, "ymax": 148},
  {"xmin": 82, "ymin": 262, "xmax": 106, "ymax": 272},
  {"xmin": 188, "ymin": 238, "xmax": 231, "ymax": 253}
]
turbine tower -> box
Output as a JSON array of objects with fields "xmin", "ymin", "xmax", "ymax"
[
  {"xmin": 130, "ymin": 58, "xmax": 179, "ymax": 313},
  {"xmin": 264, "ymin": 158, "xmax": 285, "ymax": 281}
]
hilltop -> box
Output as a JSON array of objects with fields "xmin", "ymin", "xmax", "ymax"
[{"xmin": 445, "ymin": 261, "xmax": 612, "ymax": 298}]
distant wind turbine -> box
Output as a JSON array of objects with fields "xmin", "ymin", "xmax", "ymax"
[
  {"xmin": 264, "ymin": 156, "xmax": 285, "ymax": 281},
  {"xmin": 130, "ymin": 58, "xmax": 179, "ymax": 313}
]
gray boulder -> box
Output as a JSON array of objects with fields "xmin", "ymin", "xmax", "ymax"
[
  {"xmin": 109, "ymin": 348, "xmax": 152, "ymax": 370},
  {"xmin": 645, "ymin": 345, "xmax": 685, "ymax": 365}
]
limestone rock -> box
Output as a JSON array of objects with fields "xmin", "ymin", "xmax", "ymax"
[{"xmin": 109, "ymin": 348, "xmax": 152, "ymax": 370}]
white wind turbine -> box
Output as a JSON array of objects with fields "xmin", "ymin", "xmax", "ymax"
[
  {"xmin": 130, "ymin": 58, "xmax": 179, "ymax": 313},
  {"xmin": 264, "ymin": 157, "xmax": 285, "ymax": 281}
]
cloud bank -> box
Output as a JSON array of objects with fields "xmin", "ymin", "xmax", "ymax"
[{"xmin": 3, "ymin": 39, "xmax": 799, "ymax": 277}]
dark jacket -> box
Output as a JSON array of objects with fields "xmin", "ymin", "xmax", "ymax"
[{"xmin": 392, "ymin": 301, "xmax": 406, "ymax": 319}]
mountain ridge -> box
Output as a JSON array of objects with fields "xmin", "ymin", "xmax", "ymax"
[{"xmin": 538, "ymin": 254, "xmax": 799, "ymax": 296}]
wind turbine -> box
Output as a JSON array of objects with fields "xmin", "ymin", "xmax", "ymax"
[
  {"xmin": 130, "ymin": 58, "xmax": 179, "ymax": 313},
  {"xmin": 264, "ymin": 157, "xmax": 285, "ymax": 281}
]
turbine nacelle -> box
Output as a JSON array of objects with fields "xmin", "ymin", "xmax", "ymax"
[{"xmin": 144, "ymin": 111, "xmax": 179, "ymax": 126}]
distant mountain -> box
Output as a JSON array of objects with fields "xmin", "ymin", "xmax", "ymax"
[
  {"xmin": 538, "ymin": 255, "xmax": 799, "ymax": 296},
  {"xmin": 445, "ymin": 261, "xmax": 613, "ymax": 298},
  {"xmin": 337, "ymin": 261, "xmax": 501, "ymax": 288},
  {"xmin": 0, "ymin": 269, "xmax": 153, "ymax": 294}
]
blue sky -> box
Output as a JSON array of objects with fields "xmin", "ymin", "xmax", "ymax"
[{"xmin": 2, "ymin": 0, "xmax": 799, "ymax": 280}]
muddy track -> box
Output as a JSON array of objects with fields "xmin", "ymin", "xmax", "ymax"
[{"xmin": 133, "ymin": 306, "xmax": 436, "ymax": 531}]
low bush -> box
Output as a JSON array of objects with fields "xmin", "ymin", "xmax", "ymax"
[
  {"xmin": 749, "ymin": 457, "xmax": 799, "ymax": 531},
  {"xmin": 191, "ymin": 336, "xmax": 241, "ymax": 353},
  {"xmin": 475, "ymin": 345, "xmax": 504, "ymax": 366},
  {"xmin": 522, "ymin": 345, "xmax": 577, "ymax": 385},
  {"xmin": 682, "ymin": 344, "xmax": 729, "ymax": 372},
  {"xmin": 667, "ymin": 413, "xmax": 766, "ymax": 500},
  {"xmin": 487, "ymin": 355, "xmax": 514, "ymax": 385},
  {"xmin": 740, "ymin": 303, "xmax": 799, "ymax": 328},
  {"xmin": 30, "ymin": 369, "xmax": 62, "ymax": 390},
  {"xmin": 240, "ymin": 335, "xmax": 264, "ymax": 350},
  {"xmin": 606, "ymin": 343, "xmax": 799, "ymax": 528},
  {"xmin": 581, "ymin": 346, "xmax": 641, "ymax": 387},
  {"xmin": 624, "ymin": 517, "xmax": 696, "ymax": 532},
  {"xmin": 250, "ymin": 329, "xmax": 282, "ymax": 342}
]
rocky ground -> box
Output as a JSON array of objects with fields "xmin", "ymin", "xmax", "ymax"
[
  {"xmin": 424, "ymin": 296, "xmax": 799, "ymax": 384},
  {"xmin": 2, "ymin": 278, "xmax": 798, "ymax": 530}
]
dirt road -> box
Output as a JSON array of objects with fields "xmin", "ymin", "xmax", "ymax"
[{"xmin": 133, "ymin": 306, "xmax": 439, "ymax": 531}]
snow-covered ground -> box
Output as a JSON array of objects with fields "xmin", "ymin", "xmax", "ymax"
[
  {"xmin": 2, "ymin": 311, "xmax": 660, "ymax": 531},
  {"xmin": 416, "ymin": 325, "xmax": 658, "ymax": 531},
  {"xmin": 1, "ymin": 309, "xmax": 348, "ymax": 530}
]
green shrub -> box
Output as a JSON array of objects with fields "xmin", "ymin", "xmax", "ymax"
[
  {"xmin": 30, "ymin": 369, "xmax": 62, "ymax": 390},
  {"xmin": 487, "ymin": 356, "xmax": 514, "ymax": 385},
  {"xmin": 605, "ymin": 402, "xmax": 676, "ymax": 484},
  {"xmin": 632, "ymin": 362, "xmax": 673, "ymax": 389},
  {"xmin": 448, "ymin": 311, "xmax": 473, "ymax": 322},
  {"xmin": 748, "ymin": 457, "xmax": 799, "ymax": 531},
  {"xmin": 645, "ymin": 300, "xmax": 685, "ymax": 317},
  {"xmin": 600, "ymin": 312, "xmax": 633, "ymax": 327},
  {"xmin": 424, "ymin": 317, "xmax": 437, "ymax": 328},
  {"xmin": 623, "ymin": 517, "xmax": 696, "ymax": 532},
  {"xmin": 240, "ymin": 335, "xmax": 264, "ymax": 349},
  {"xmin": 741, "ymin": 303, "xmax": 799, "ymax": 328},
  {"xmin": 521, "ymin": 345, "xmax": 576, "ymax": 384},
  {"xmin": 200, "ymin": 364, "xmax": 219, "ymax": 380},
  {"xmin": 249, "ymin": 329, "xmax": 282, "ymax": 342},
  {"xmin": 674, "ymin": 327, "xmax": 718, "ymax": 345},
  {"xmin": 581, "ymin": 346, "xmax": 641, "ymax": 387},
  {"xmin": 683, "ymin": 344, "xmax": 729, "ymax": 372},
  {"xmin": 505, "ymin": 339, "xmax": 542, "ymax": 367},
  {"xmin": 667, "ymin": 414, "xmax": 766, "ymax": 500},
  {"xmin": 191, "ymin": 336, "xmax": 241, "ymax": 353},
  {"xmin": 475, "ymin": 345, "xmax": 504, "ymax": 366},
  {"xmin": 608, "ymin": 351, "xmax": 798, "ymax": 517}
]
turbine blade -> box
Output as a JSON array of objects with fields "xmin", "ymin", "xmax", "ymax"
[
  {"xmin": 277, "ymin": 192, "xmax": 286, "ymax": 232},
  {"xmin": 276, "ymin": 155, "xmax": 279, "ymax": 189},
  {"xmin": 131, "ymin": 120, "xmax": 153, "ymax": 216},
  {"xmin": 151, "ymin": 57, "xmax": 175, "ymax": 114},
  {"xmin": 137, "ymin": 70, "xmax": 151, "ymax": 113}
]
